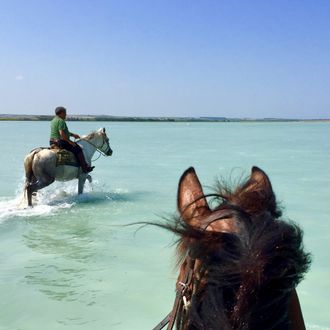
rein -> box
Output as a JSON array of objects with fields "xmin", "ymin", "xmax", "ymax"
[
  {"xmin": 153, "ymin": 209, "xmax": 236, "ymax": 330},
  {"xmin": 77, "ymin": 136, "xmax": 109, "ymax": 161},
  {"xmin": 153, "ymin": 256, "xmax": 195, "ymax": 330}
]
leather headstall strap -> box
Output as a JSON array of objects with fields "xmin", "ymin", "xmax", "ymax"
[
  {"xmin": 152, "ymin": 256, "xmax": 195, "ymax": 330},
  {"xmin": 153, "ymin": 209, "xmax": 238, "ymax": 330},
  {"xmin": 202, "ymin": 208, "xmax": 236, "ymax": 231}
]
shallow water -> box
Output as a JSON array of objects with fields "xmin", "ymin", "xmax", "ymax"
[{"xmin": 0, "ymin": 121, "xmax": 329, "ymax": 329}]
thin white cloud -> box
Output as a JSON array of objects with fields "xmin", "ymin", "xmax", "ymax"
[{"xmin": 15, "ymin": 75, "xmax": 24, "ymax": 81}]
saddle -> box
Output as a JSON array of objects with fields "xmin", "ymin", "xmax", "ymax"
[{"xmin": 50, "ymin": 145, "xmax": 79, "ymax": 167}]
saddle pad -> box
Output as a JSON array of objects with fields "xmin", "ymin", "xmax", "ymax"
[{"xmin": 53, "ymin": 149, "xmax": 79, "ymax": 167}]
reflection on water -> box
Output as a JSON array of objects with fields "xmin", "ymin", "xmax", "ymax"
[
  {"xmin": 20, "ymin": 187, "xmax": 148, "ymax": 307},
  {"xmin": 23, "ymin": 217, "xmax": 100, "ymax": 303}
]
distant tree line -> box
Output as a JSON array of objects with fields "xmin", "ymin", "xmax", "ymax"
[{"xmin": 0, "ymin": 114, "xmax": 322, "ymax": 122}]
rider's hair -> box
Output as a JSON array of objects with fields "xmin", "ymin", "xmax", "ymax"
[{"xmin": 55, "ymin": 106, "xmax": 66, "ymax": 116}]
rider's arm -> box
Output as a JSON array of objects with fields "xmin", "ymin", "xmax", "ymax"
[
  {"xmin": 59, "ymin": 130, "xmax": 75, "ymax": 146},
  {"xmin": 289, "ymin": 289, "xmax": 306, "ymax": 330},
  {"xmin": 70, "ymin": 132, "xmax": 80, "ymax": 139}
]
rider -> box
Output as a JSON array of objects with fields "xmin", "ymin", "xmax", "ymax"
[{"xmin": 49, "ymin": 106, "xmax": 94, "ymax": 173}]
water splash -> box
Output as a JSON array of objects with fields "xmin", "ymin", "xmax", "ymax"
[
  {"xmin": 0, "ymin": 180, "xmax": 93, "ymax": 223},
  {"xmin": 0, "ymin": 196, "xmax": 60, "ymax": 223},
  {"xmin": 0, "ymin": 178, "xmax": 133, "ymax": 224}
]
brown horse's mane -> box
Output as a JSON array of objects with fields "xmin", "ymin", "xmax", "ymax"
[{"xmin": 161, "ymin": 171, "xmax": 311, "ymax": 329}]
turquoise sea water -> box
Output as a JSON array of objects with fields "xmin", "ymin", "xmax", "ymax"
[{"xmin": 0, "ymin": 121, "xmax": 329, "ymax": 330}]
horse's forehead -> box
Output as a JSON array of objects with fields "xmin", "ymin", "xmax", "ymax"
[
  {"xmin": 98, "ymin": 127, "xmax": 106, "ymax": 134},
  {"xmin": 94, "ymin": 131, "xmax": 104, "ymax": 138},
  {"xmin": 97, "ymin": 129, "xmax": 107, "ymax": 136}
]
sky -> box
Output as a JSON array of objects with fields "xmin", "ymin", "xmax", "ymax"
[{"xmin": 0, "ymin": 0, "xmax": 329, "ymax": 119}]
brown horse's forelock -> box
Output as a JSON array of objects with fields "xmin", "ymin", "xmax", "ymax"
[
  {"xmin": 214, "ymin": 177, "xmax": 283, "ymax": 219},
  {"xmin": 165, "ymin": 195, "xmax": 311, "ymax": 329}
]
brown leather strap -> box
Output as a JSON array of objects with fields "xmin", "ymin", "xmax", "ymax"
[
  {"xmin": 167, "ymin": 291, "xmax": 183, "ymax": 329},
  {"xmin": 153, "ymin": 210, "xmax": 238, "ymax": 330},
  {"xmin": 152, "ymin": 313, "xmax": 171, "ymax": 330},
  {"xmin": 202, "ymin": 209, "xmax": 234, "ymax": 230},
  {"xmin": 153, "ymin": 257, "xmax": 195, "ymax": 330}
]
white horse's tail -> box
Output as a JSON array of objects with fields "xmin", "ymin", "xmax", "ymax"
[
  {"xmin": 23, "ymin": 148, "xmax": 44, "ymax": 206},
  {"xmin": 24, "ymin": 148, "xmax": 42, "ymax": 185}
]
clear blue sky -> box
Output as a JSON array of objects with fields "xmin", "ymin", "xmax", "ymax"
[{"xmin": 0, "ymin": 0, "xmax": 329, "ymax": 118}]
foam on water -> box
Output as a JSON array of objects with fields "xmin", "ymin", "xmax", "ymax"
[
  {"xmin": 0, "ymin": 197, "xmax": 67, "ymax": 223},
  {"xmin": 0, "ymin": 176, "xmax": 132, "ymax": 224},
  {"xmin": 0, "ymin": 179, "xmax": 98, "ymax": 223}
]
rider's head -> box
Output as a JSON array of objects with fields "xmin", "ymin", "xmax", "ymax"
[{"xmin": 55, "ymin": 106, "xmax": 67, "ymax": 119}]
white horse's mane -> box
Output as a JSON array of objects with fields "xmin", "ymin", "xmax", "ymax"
[{"xmin": 82, "ymin": 129, "xmax": 102, "ymax": 140}]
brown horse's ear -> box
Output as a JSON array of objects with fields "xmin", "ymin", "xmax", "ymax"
[
  {"xmin": 236, "ymin": 166, "xmax": 278, "ymax": 215},
  {"xmin": 177, "ymin": 167, "xmax": 211, "ymax": 226},
  {"xmin": 243, "ymin": 166, "xmax": 273, "ymax": 191}
]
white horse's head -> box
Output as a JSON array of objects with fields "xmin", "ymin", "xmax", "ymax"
[
  {"xmin": 98, "ymin": 127, "xmax": 113, "ymax": 156},
  {"xmin": 85, "ymin": 128, "xmax": 113, "ymax": 156}
]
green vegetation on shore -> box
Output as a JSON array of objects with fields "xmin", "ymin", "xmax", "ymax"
[{"xmin": 0, "ymin": 114, "xmax": 328, "ymax": 122}]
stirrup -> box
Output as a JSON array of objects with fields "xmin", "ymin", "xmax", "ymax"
[{"xmin": 83, "ymin": 166, "xmax": 94, "ymax": 173}]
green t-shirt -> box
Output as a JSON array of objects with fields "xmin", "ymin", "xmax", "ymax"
[{"xmin": 50, "ymin": 116, "xmax": 70, "ymax": 139}]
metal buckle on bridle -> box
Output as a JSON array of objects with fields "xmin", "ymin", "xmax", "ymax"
[
  {"xmin": 178, "ymin": 281, "xmax": 188, "ymax": 293},
  {"xmin": 178, "ymin": 281, "xmax": 191, "ymax": 310},
  {"xmin": 152, "ymin": 256, "xmax": 195, "ymax": 330},
  {"xmin": 182, "ymin": 295, "xmax": 190, "ymax": 310}
]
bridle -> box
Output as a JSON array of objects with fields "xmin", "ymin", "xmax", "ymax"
[
  {"xmin": 153, "ymin": 256, "xmax": 196, "ymax": 330},
  {"xmin": 77, "ymin": 133, "xmax": 111, "ymax": 159},
  {"xmin": 153, "ymin": 208, "xmax": 237, "ymax": 330}
]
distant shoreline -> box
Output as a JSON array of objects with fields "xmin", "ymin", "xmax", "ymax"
[{"xmin": 0, "ymin": 114, "xmax": 329, "ymax": 122}]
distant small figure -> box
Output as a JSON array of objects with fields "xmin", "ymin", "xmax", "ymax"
[{"xmin": 50, "ymin": 106, "xmax": 94, "ymax": 173}]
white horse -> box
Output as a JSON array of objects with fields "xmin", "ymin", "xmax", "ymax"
[{"xmin": 24, "ymin": 127, "xmax": 113, "ymax": 206}]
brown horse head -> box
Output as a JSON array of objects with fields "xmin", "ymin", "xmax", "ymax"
[{"xmin": 168, "ymin": 166, "xmax": 310, "ymax": 329}]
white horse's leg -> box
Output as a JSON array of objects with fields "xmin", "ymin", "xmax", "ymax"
[
  {"xmin": 78, "ymin": 174, "xmax": 87, "ymax": 194},
  {"xmin": 26, "ymin": 177, "xmax": 55, "ymax": 206}
]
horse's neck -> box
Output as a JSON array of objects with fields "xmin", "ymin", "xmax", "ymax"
[{"xmin": 77, "ymin": 138, "xmax": 97, "ymax": 162}]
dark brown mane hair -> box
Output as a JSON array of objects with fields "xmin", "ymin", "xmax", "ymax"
[{"xmin": 161, "ymin": 167, "xmax": 311, "ymax": 330}]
